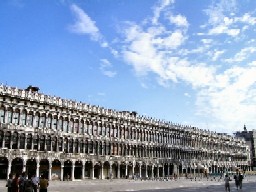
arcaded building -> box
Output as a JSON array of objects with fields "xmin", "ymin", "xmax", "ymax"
[{"xmin": 0, "ymin": 84, "xmax": 250, "ymax": 181}]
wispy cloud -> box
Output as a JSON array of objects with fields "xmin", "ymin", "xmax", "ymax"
[
  {"xmin": 69, "ymin": 4, "xmax": 101, "ymax": 41},
  {"xmin": 100, "ymin": 59, "xmax": 117, "ymax": 78}
]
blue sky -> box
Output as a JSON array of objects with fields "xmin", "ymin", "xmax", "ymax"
[{"xmin": 1, "ymin": 0, "xmax": 256, "ymax": 134}]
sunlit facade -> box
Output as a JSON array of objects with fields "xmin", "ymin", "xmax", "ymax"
[{"xmin": 0, "ymin": 84, "xmax": 250, "ymax": 180}]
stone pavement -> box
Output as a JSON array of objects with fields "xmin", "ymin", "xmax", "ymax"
[{"xmin": 0, "ymin": 176, "xmax": 256, "ymax": 192}]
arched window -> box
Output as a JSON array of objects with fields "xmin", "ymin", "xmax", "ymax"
[
  {"xmin": 46, "ymin": 114, "xmax": 52, "ymax": 128},
  {"xmin": 20, "ymin": 133, "xmax": 25, "ymax": 149},
  {"xmin": 39, "ymin": 136, "xmax": 45, "ymax": 151},
  {"xmin": 0, "ymin": 131, "xmax": 3, "ymax": 147},
  {"xmin": 27, "ymin": 134, "xmax": 32, "ymax": 149},
  {"xmin": 68, "ymin": 119, "xmax": 74, "ymax": 133},
  {"xmin": 102, "ymin": 123, "xmax": 106, "ymax": 136},
  {"xmin": 34, "ymin": 113, "xmax": 40, "ymax": 127},
  {"xmin": 6, "ymin": 108, "xmax": 12, "ymax": 123},
  {"xmin": 74, "ymin": 139, "xmax": 78, "ymax": 153},
  {"xmin": 26, "ymin": 111, "xmax": 33, "ymax": 126},
  {"xmin": 63, "ymin": 118, "xmax": 68, "ymax": 133},
  {"xmin": 12, "ymin": 109, "xmax": 19, "ymax": 124},
  {"xmin": 52, "ymin": 116, "xmax": 57, "ymax": 130},
  {"xmin": 52, "ymin": 137, "xmax": 57, "ymax": 151},
  {"xmin": 33, "ymin": 135, "xmax": 39, "ymax": 150},
  {"xmin": 20, "ymin": 110, "xmax": 27, "ymax": 126},
  {"xmin": 69, "ymin": 139, "xmax": 73, "ymax": 153},
  {"xmin": 39, "ymin": 114, "xmax": 46, "ymax": 128},
  {"xmin": 79, "ymin": 120, "xmax": 84, "ymax": 134},
  {"xmin": 88, "ymin": 122, "xmax": 92, "ymax": 135},
  {"xmin": 12, "ymin": 132, "xmax": 18, "ymax": 149},
  {"xmin": 74, "ymin": 120, "xmax": 79, "ymax": 133},
  {"xmin": 5, "ymin": 132, "xmax": 11, "ymax": 148},
  {"xmin": 0, "ymin": 107, "xmax": 5, "ymax": 123},
  {"xmin": 58, "ymin": 138, "xmax": 63, "ymax": 152},
  {"xmin": 46, "ymin": 135, "xmax": 51, "ymax": 151},
  {"xmin": 58, "ymin": 117, "xmax": 63, "ymax": 131}
]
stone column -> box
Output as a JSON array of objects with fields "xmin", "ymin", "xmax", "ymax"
[
  {"xmin": 151, "ymin": 165, "xmax": 154, "ymax": 179},
  {"xmin": 91, "ymin": 162, "xmax": 95, "ymax": 179},
  {"xmin": 132, "ymin": 162, "xmax": 135, "ymax": 179},
  {"xmin": 71, "ymin": 161, "xmax": 75, "ymax": 181},
  {"xmin": 7, "ymin": 159, "xmax": 12, "ymax": 179},
  {"xmin": 117, "ymin": 162, "xmax": 120, "ymax": 179},
  {"xmin": 101, "ymin": 163, "xmax": 104, "ymax": 179},
  {"xmin": 167, "ymin": 164, "xmax": 170, "ymax": 177},
  {"xmin": 162, "ymin": 165, "xmax": 165, "ymax": 178},
  {"xmin": 48, "ymin": 161, "xmax": 52, "ymax": 181},
  {"xmin": 139, "ymin": 163, "xmax": 142, "ymax": 178},
  {"xmin": 60, "ymin": 162, "xmax": 64, "ymax": 181},
  {"xmin": 82, "ymin": 160, "xmax": 85, "ymax": 180},
  {"xmin": 36, "ymin": 160, "xmax": 40, "ymax": 178},
  {"xmin": 109, "ymin": 162, "xmax": 113, "ymax": 180},
  {"xmin": 145, "ymin": 164, "xmax": 148, "ymax": 178},
  {"xmin": 23, "ymin": 159, "xmax": 27, "ymax": 173},
  {"xmin": 125, "ymin": 164, "xmax": 128, "ymax": 178},
  {"xmin": 157, "ymin": 165, "xmax": 159, "ymax": 178}
]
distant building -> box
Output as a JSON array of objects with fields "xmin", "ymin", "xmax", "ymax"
[
  {"xmin": 0, "ymin": 84, "xmax": 251, "ymax": 181},
  {"xmin": 234, "ymin": 125, "xmax": 256, "ymax": 170}
]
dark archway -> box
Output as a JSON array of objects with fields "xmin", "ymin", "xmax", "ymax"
[
  {"xmin": 0, "ymin": 157, "xmax": 8, "ymax": 179},
  {"xmin": 64, "ymin": 160, "xmax": 72, "ymax": 181},
  {"xmin": 11, "ymin": 157, "xmax": 23, "ymax": 175},
  {"xmin": 40, "ymin": 159, "xmax": 49, "ymax": 179},
  {"xmin": 26, "ymin": 159, "xmax": 37, "ymax": 176}
]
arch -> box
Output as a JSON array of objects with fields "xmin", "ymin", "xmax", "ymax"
[
  {"xmin": 40, "ymin": 159, "xmax": 49, "ymax": 179},
  {"xmin": 52, "ymin": 159, "xmax": 61, "ymax": 180},
  {"xmin": 11, "ymin": 157, "xmax": 23, "ymax": 175},
  {"xmin": 74, "ymin": 160, "xmax": 83, "ymax": 179},
  {"xmin": 0, "ymin": 157, "xmax": 8, "ymax": 179},
  {"xmin": 26, "ymin": 158, "xmax": 37, "ymax": 176},
  {"xmin": 64, "ymin": 160, "xmax": 72, "ymax": 181}
]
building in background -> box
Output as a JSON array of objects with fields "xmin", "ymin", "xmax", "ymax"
[
  {"xmin": 0, "ymin": 84, "xmax": 251, "ymax": 181},
  {"xmin": 234, "ymin": 125, "xmax": 256, "ymax": 170}
]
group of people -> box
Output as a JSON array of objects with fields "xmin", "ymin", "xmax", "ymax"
[
  {"xmin": 224, "ymin": 172, "xmax": 244, "ymax": 192},
  {"xmin": 6, "ymin": 172, "xmax": 49, "ymax": 192}
]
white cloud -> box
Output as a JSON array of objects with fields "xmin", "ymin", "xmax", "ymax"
[
  {"xmin": 168, "ymin": 14, "xmax": 188, "ymax": 28},
  {"xmin": 225, "ymin": 47, "xmax": 256, "ymax": 63},
  {"xmin": 151, "ymin": 0, "xmax": 174, "ymax": 24},
  {"xmin": 69, "ymin": 4, "xmax": 101, "ymax": 41},
  {"xmin": 100, "ymin": 59, "xmax": 117, "ymax": 77}
]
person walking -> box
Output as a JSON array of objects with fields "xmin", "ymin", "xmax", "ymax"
[
  {"xmin": 6, "ymin": 174, "xmax": 13, "ymax": 192},
  {"xmin": 224, "ymin": 174, "xmax": 231, "ymax": 192},
  {"xmin": 238, "ymin": 172, "xmax": 244, "ymax": 189},
  {"xmin": 19, "ymin": 172, "xmax": 26, "ymax": 192},
  {"xmin": 11, "ymin": 173, "xmax": 19, "ymax": 192},
  {"xmin": 39, "ymin": 174, "xmax": 49, "ymax": 192},
  {"xmin": 31, "ymin": 174, "xmax": 38, "ymax": 192},
  {"xmin": 24, "ymin": 175, "xmax": 33, "ymax": 192},
  {"xmin": 234, "ymin": 172, "xmax": 239, "ymax": 190}
]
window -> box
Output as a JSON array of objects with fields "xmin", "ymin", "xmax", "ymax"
[
  {"xmin": 40, "ymin": 114, "xmax": 46, "ymax": 128},
  {"xmin": 20, "ymin": 111, "xmax": 26, "ymax": 126},
  {"xmin": 0, "ymin": 108, "xmax": 4, "ymax": 123},
  {"xmin": 27, "ymin": 113, "xmax": 33, "ymax": 126},
  {"xmin": 7, "ymin": 110, "xmax": 12, "ymax": 123},
  {"xmin": 34, "ymin": 114, "xmax": 39, "ymax": 127}
]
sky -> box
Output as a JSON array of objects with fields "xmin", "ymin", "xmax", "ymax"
[{"xmin": 0, "ymin": 0, "xmax": 256, "ymax": 135}]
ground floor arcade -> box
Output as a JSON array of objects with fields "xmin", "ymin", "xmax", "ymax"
[{"xmin": 0, "ymin": 156, "xmax": 249, "ymax": 181}]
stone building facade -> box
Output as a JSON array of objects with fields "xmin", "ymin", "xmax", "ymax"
[
  {"xmin": 235, "ymin": 125, "xmax": 256, "ymax": 169},
  {"xmin": 0, "ymin": 84, "xmax": 250, "ymax": 181}
]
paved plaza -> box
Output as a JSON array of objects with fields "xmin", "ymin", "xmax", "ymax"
[{"xmin": 1, "ymin": 176, "xmax": 256, "ymax": 192}]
